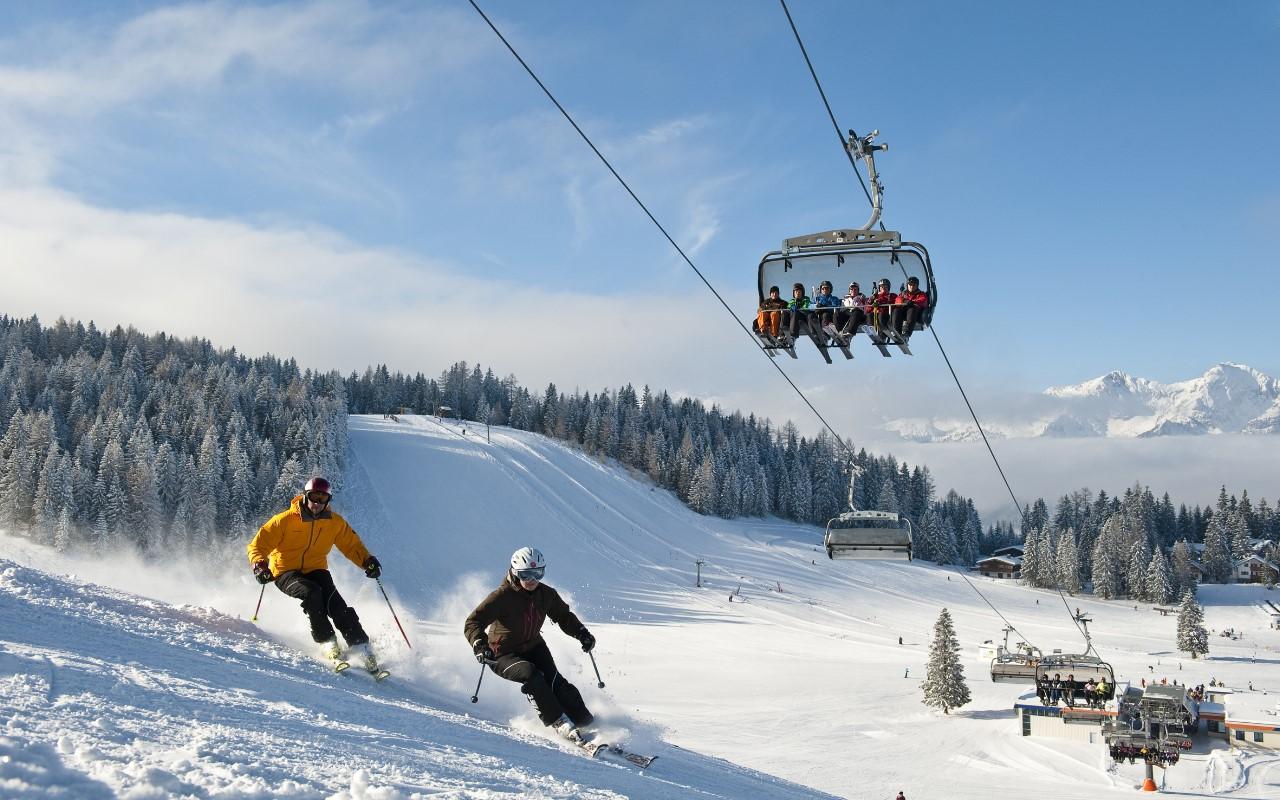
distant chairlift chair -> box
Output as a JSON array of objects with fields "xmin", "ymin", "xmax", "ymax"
[
  {"xmin": 989, "ymin": 625, "xmax": 1044, "ymax": 684},
  {"xmin": 823, "ymin": 463, "xmax": 912, "ymax": 561}
]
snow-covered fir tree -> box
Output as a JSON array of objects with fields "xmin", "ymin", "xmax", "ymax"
[
  {"xmin": 1200, "ymin": 513, "xmax": 1233, "ymax": 583},
  {"xmin": 1020, "ymin": 526, "xmax": 1046, "ymax": 588},
  {"xmin": 1175, "ymin": 590, "xmax": 1209, "ymax": 659},
  {"xmin": 1125, "ymin": 538, "xmax": 1151, "ymax": 599},
  {"xmin": 1144, "ymin": 548, "xmax": 1175, "ymax": 605},
  {"xmin": 1170, "ymin": 540, "xmax": 1198, "ymax": 596},
  {"xmin": 921, "ymin": 608, "xmax": 970, "ymax": 715},
  {"xmin": 1055, "ymin": 528, "xmax": 1082, "ymax": 594}
]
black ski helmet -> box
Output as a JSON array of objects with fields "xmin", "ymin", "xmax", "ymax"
[{"xmin": 792, "ymin": 282, "xmax": 804, "ymax": 292}]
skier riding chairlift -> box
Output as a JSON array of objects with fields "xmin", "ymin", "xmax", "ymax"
[{"xmin": 753, "ymin": 129, "xmax": 936, "ymax": 362}]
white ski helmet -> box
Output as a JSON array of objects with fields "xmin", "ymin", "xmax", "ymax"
[{"xmin": 510, "ymin": 546, "xmax": 546, "ymax": 580}]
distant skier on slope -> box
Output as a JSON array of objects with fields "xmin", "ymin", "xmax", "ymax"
[
  {"xmin": 247, "ymin": 477, "xmax": 385, "ymax": 674},
  {"xmin": 464, "ymin": 547, "xmax": 597, "ymax": 742}
]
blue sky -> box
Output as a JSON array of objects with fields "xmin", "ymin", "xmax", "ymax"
[{"xmin": 3, "ymin": 0, "xmax": 1278, "ymax": 462}]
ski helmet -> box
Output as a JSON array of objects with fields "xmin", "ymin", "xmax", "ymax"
[
  {"xmin": 303, "ymin": 477, "xmax": 332, "ymax": 501},
  {"xmin": 510, "ymin": 546, "xmax": 546, "ymax": 581},
  {"xmin": 819, "ymin": 280, "xmax": 833, "ymax": 290}
]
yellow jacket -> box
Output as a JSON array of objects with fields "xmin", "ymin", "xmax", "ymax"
[{"xmin": 246, "ymin": 495, "xmax": 371, "ymax": 576}]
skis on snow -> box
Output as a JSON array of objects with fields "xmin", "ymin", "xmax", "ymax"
[
  {"xmin": 560, "ymin": 730, "xmax": 657, "ymax": 769},
  {"xmin": 329, "ymin": 653, "xmax": 389, "ymax": 682}
]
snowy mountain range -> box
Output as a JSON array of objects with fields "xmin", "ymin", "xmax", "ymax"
[{"xmin": 885, "ymin": 363, "xmax": 1280, "ymax": 442}]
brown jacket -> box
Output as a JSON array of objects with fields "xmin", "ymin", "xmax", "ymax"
[{"xmin": 464, "ymin": 573, "xmax": 584, "ymax": 657}]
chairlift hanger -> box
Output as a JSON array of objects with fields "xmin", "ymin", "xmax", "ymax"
[{"xmin": 823, "ymin": 460, "xmax": 912, "ymax": 561}]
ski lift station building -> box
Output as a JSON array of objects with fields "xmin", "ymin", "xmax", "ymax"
[
  {"xmin": 1204, "ymin": 687, "xmax": 1280, "ymax": 749},
  {"xmin": 1015, "ymin": 689, "xmax": 1120, "ymax": 745},
  {"xmin": 1016, "ymin": 682, "xmax": 1280, "ymax": 750}
]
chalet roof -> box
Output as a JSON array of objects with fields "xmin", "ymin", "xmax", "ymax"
[
  {"xmin": 977, "ymin": 555, "xmax": 1022, "ymax": 568},
  {"xmin": 991, "ymin": 545, "xmax": 1024, "ymax": 557}
]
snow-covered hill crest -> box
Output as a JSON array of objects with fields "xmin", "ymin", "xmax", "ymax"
[{"xmin": 886, "ymin": 363, "xmax": 1280, "ymax": 441}]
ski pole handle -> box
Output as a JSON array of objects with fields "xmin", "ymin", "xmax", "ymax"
[
  {"xmin": 376, "ymin": 578, "xmax": 413, "ymax": 649},
  {"xmin": 471, "ymin": 662, "xmax": 486, "ymax": 703},
  {"xmin": 588, "ymin": 650, "xmax": 605, "ymax": 689},
  {"xmin": 251, "ymin": 584, "xmax": 266, "ymax": 622}
]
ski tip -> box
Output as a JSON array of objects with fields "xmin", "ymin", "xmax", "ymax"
[{"xmin": 334, "ymin": 661, "xmax": 351, "ymax": 672}]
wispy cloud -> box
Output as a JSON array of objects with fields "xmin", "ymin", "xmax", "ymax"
[{"xmin": 0, "ymin": 183, "xmax": 750, "ymax": 392}]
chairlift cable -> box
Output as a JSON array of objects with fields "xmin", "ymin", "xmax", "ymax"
[
  {"xmin": 779, "ymin": 0, "xmax": 1091, "ymax": 646},
  {"xmin": 466, "ymin": 0, "xmax": 858, "ymax": 459}
]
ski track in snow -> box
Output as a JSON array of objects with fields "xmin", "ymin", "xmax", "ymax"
[{"xmin": 3, "ymin": 413, "xmax": 1280, "ymax": 798}]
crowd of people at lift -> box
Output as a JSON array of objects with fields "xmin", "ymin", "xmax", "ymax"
[
  {"xmin": 1035, "ymin": 673, "xmax": 1111, "ymax": 709},
  {"xmin": 1109, "ymin": 742, "xmax": 1182, "ymax": 767},
  {"xmin": 756, "ymin": 276, "xmax": 928, "ymax": 347}
]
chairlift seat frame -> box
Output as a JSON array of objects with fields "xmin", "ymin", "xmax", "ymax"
[{"xmin": 824, "ymin": 510, "xmax": 913, "ymax": 561}]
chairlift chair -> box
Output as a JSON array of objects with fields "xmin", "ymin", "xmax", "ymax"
[
  {"xmin": 1034, "ymin": 615, "xmax": 1116, "ymax": 700},
  {"xmin": 823, "ymin": 462, "xmax": 912, "ymax": 561},
  {"xmin": 989, "ymin": 625, "xmax": 1044, "ymax": 684},
  {"xmin": 754, "ymin": 129, "xmax": 938, "ymax": 362}
]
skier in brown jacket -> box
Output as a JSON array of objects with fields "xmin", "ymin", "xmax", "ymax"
[{"xmin": 464, "ymin": 547, "xmax": 596, "ymax": 740}]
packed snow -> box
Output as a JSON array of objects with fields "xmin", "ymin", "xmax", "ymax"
[{"xmin": 3, "ymin": 414, "xmax": 1280, "ymax": 798}]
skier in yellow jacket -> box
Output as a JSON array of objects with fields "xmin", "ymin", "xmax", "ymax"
[{"xmin": 247, "ymin": 477, "xmax": 383, "ymax": 668}]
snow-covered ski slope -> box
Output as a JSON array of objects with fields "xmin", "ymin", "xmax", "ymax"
[{"xmin": 3, "ymin": 413, "xmax": 1279, "ymax": 798}]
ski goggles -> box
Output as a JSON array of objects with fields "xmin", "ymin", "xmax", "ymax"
[
  {"xmin": 305, "ymin": 491, "xmax": 332, "ymax": 504},
  {"xmin": 514, "ymin": 566, "xmax": 545, "ymax": 582}
]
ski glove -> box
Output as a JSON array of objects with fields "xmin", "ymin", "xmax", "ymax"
[
  {"xmin": 576, "ymin": 627, "xmax": 596, "ymax": 653},
  {"xmin": 474, "ymin": 643, "xmax": 496, "ymax": 664},
  {"xmin": 253, "ymin": 560, "xmax": 274, "ymax": 584},
  {"xmin": 363, "ymin": 555, "xmax": 381, "ymax": 579}
]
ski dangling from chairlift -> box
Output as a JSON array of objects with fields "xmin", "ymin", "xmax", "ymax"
[
  {"xmin": 753, "ymin": 129, "xmax": 937, "ymax": 363},
  {"xmin": 823, "ymin": 461, "xmax": 912, "ymax": 561}
]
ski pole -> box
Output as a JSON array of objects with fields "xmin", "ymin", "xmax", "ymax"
[
  {"xmin": 251, "ymin": 584, "xmax": 266, "ymax": 622},
  {"xmin": 376, "ymin": 578, "xmax": 413, "ymax": 649},
  {"xmin": 471, "ymin": 663, "xmax": 486, "ymax": 703},
  {"xmin": 588, "ymin": 650, "xmax": 605, "ymax": 689}
]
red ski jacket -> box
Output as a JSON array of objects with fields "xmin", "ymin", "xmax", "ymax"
[{"xmin": 898, "ymin": 289, "xmax": 928, "ymax": 309}]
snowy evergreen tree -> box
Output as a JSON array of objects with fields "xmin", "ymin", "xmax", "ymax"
[
  {"xmin": 1175, "ymin": 590, "xmax": 1208, "ymax": 659},
  {"xmin": 921, "ymin": 608, "xmax": 970, "ymax": 714},
  {"xmin": 1126, "ymin": 538, "xmax": 1151, "ymax": 599},
  {"xmin": 936, "ymin": 517, "xmax": 960, "ymax": 566},
  {"xmin": 1021, "ymin": 527, "xmax": 1048, "ymax": 588},
  {"xmin": 1201, "ymin": 513, "xmax": 1233, "ymax": 583},
  {"xmin": 1055, "ymin": 528, "xmax": 1082, "ymax": 595},
  {"xmin": 1227, "ymin": 509, "xmax": 1252, "ymax": 565},
  {"xmin": 1144, "ymin": 548, "xmax": 1175, "ymax": 605},
  {"xmin": 1171, "ymin": 540, "xmax": 1198, "ymax": 596}
]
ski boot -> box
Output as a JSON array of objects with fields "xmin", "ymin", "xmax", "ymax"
[{"xmin": 320, "ymin": 637, "xmax": 349, "ymax": 672}]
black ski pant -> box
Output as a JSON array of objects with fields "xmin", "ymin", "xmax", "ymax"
[
  {"xmin": 838, "ymin": 308, "xmax": 867, "ymax": 336},
  {"xmin": 781, "ymin": 309, "xmax": 815, "ymax": 340},
  {"xmin": 490, "ymin": 640, "xmax": 592, "ymax": 727},
  {"xmin": 891, "ymin": 304, "xmax": 922, "ymax": 337},
  {"xmin": 275, "ymin": 568, "xmax": 369, "ymax": 646}
]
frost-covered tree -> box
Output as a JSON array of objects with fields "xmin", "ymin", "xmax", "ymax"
[
  {"xmin": 1144, "ymin": 548, "xmax": 1175, "ymax": 605},
  {"xmin": 1055, "ymin": 528, "xmax": 1082, "ymax": 594},
  {"xmin": 1020, "ymin": 526, "xmax": 1045, "ymax": 587},
  {"xmin": 1201, "ymin": 514, "xmax": 1233, "ymax": 583},
  {"xmin": 1175, "ymin": 590, "xmax": 1208, "ymax": 659},
  {"xmin": 1227, "ymin": 509, "xmax": 1252, "ymax": 565},
  {"xmin": 1171, "ymin": 540, "xmax": 1198, "ymax": 596},
  {"xmin": 921, "ymin": 608, "xmax": 970, "ymax": 714},
  {"xmin": 1126, "ymin": 538, "xmax": 1151, "ymax": 599}
]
